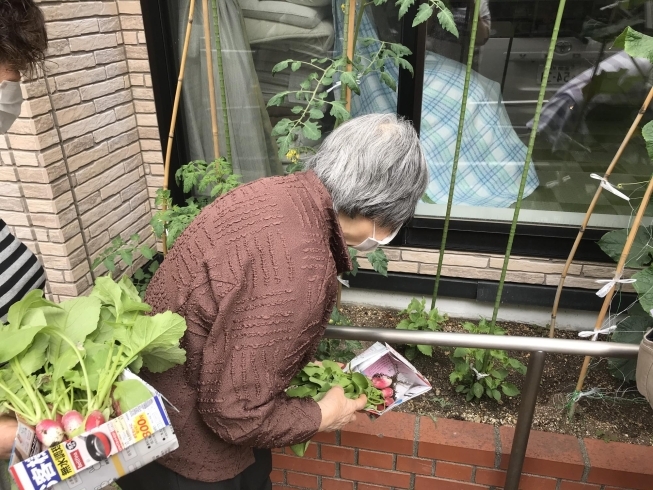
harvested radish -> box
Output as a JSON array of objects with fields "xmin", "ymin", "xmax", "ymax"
[
  {"xmin": 61, "ymin": 410, "xmax": 84, "ymax": 438},
  {"xmin": 85, "ymin": 410, "xmax": 105, "ymax": 431},
  {"xmin": 380, "ymin": 387, "xmax": 394, "ymax": 398},
  {"xmin": 35, "ymin": 419, "xmax": 65, "ymax": 447},
  {"xmin": 384, "ymin": 397, "xmax": 394, "ymax": 406},
  {"xmin": 376, "ymin": 404, "xmax": 385, "ymax": 411},
  {"xmin": 372, "ymin": 374, "xmax": 392, "ymax": 389}
]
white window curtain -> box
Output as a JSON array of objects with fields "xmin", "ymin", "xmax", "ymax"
[{"xmin": 169, "ymin": 0, "xmax": 283, "ymax": 182}]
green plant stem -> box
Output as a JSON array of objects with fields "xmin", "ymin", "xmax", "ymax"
[
  {"xmin": 10, "ymin": 359, "xmax": 45, "ymax": 422},
  {"xmin": 482, "ymin": 0, "xmax": 568, "ymax": 370},
  {"xmin": 352, "ymin": 1, "xmax": 368, "ymax": 60},
  {"xmin": 431, "ymin": 0, "xmax": 482, "ymax": 311},
  {"xmin": 44, "ymin": 328, "xmax": 93, "ymax": 415},
  {"xmin": 93, "ymin": 344, "xmax": 124, "ymax": 412},
  {"xmin": 210, "ymin": 0, "xmax": 232, "ymax": 163},
  {"xmin": 0, "ymin": 382, "xmax": 35, "ymax": 421}
]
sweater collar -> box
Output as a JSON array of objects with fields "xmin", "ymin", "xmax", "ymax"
[{"xmin": 299, "ymin": 171, "xmax": 352, "ymax": 275}]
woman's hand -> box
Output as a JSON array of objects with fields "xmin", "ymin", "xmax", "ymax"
[
  {"xmin": 0, "ymin": 415, "xmax": 18, "ymax": 459},
  {"xmin": 317, "ymin": 386, "xmax": 367, "ymax": 432}
]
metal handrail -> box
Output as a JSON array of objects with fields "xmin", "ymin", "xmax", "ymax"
[
  {"xmin": 324, "ymin": 326, "xmax": 641, "ymax": 490},
  {"xmin": 324, "ymin": 327, "xmax": 639, "ymax": 358}
]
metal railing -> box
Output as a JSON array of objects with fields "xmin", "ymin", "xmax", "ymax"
[{"xmin": 324, "ymin": 326, "xmax": 640, "ymax": 490}]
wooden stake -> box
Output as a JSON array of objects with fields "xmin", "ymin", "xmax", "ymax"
[
  {"xmin": 161, "ymin": 0, "xmax": 196, "ymax": 256},
  {"xmin": 548, "ymin": 86, "xmax": 653, "ymax": 338},
  {"xmin": 345, "ymin": 0, "xmax": 357, "ymax": 112},
  {"xmin": 571, "ymin": 171, "xmax": 653, "ymax": 415},
  {"xmin": 202, "ymin": 0, "xmax": 220, "ymax": 160}
]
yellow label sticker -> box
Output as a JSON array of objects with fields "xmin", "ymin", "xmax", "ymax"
[
  {"xmin": 49, "ymin": 443, "xmax": 75, "ymax": 480},
  {"xmin": 132, "ymin": 412, "xmax": 153, "ymax": 442}
]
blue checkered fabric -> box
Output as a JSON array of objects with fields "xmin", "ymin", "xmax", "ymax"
[{"xmin": 331, "ymin": 5, "xmax": 539, "ymax": 208}]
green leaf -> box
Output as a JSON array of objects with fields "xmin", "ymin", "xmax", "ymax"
[
  {"xmin": 140, "ymin": 246, "xmax": 155, "ymax": 260},
  {"xmin": 291, "ymin": 105, "xmax": 303, "ymax": 114},
  {"xmin": 490, "ymin": 368, "xmax": 508, "ymax": 380},
  {"xmin": 417, "ymin": 344, "xmax": 433, "ymax": 357},
  {"xmin": 339, "ymin": 72, "xmax": 360, "ymax": 95},
  {"xmin": 0, "ymin": 324, "xmax": 48, "ymax": 364},
  {"xmin": 613, "ymin": 27, "xmax": 653, "ymax": 63},
  {"xmin": 45, "ymin": 296, "xmax": 101, "ymax": 363},
  {"xmin": 112, "ymin": 379, "xmax": 153, "ymax": 413},
  {"xmin": 309, "ymin": 108, "xmax": 324, "ymax": 119},
  {"xmin": 290, "ymin": 441, "xmax": 311, "ymax": 457},
  {"xmin": 380, "ymin": 71, "xmax": 397, "ymax": 91},
  {"xmin": 91, "ymin": 276, "xmax": 124, "ymax": 317},
  {"xmin": 404, "ymin": 345, "xmax": 417, "ymax": 360},
  {"xmin": 412, "ymin": 3, "xmax": 434, "ymax": 26},
  {"xmin": 642, "ymin": 121, "xmax": 653, "ymax": 161},
  {"xmin": 302, "ymin": 121, "xmax": 321, "ymax": 141},
  {"xmin": 267, "ymin": 91, "xmax": 290, "ymax": 107},
  {"xmin": 437, "ymin": 7, "xmax": 459, "ymax": 37},
  {"xmin": 599, "ymin": 226, "xmax": 653, "ymax": 268},
  {"xmin": 291, "ymin": 61, "xmax": 302, "ymax": 72},
  {"xmin": 421, "ymin": 193, "xmax": 436, "ymax": 204},
  {"xmin": 453, "ymin": 347, "xmax": 470, "ymax": 358},
  {"xmin": 501, "ymin": 382, "xmax": 520, "ymax": 397},
  {"xmin": 329, "ymin": 100, "xmax": 350, "ymax": 122},
  {"xmin": 6, "ymin": 289, "xmax": 57, "ymax": 328},
  {"xmin": 472, "ymin": 382, "xmax": 484, "ymax": 399},
  {"xmin": 492, "ymin": 389, "xmax": 502, "ymax": 402},
  {"xmin": 367, "ymin": 249, "xmax": 389, "ymax": 276},
  {"xmin": 397, "ymin": 0, "xmax": 415, "ymax": 19},
  {"xmin": 634, "ymin": 266, "xmax": 653, "ymax": 311},
  {"xmin": 455, "ymin": 384, "xmax": 466, "ymax": 393},
  {"xmin": 117, "ymin": 312, "xmax": 187, "ymax": 373},
  {"xmin": 272, "ymin": 60, "xmax": 291, "ymax": 74},
  {"xmin": 18, "ymin": 333, "xmax": 49, "ymax": 375}
]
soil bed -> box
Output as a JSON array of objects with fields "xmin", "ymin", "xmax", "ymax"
[{"xmin": 340, "ymin": 304, "xmax": 653, "ymax": 445}]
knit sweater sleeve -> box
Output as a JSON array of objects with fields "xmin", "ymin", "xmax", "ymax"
[{"xmin": 195, "ymin": 224, "xmax": 335, "ymax": 448}]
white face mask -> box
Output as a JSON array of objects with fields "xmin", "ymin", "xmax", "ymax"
[
  {"xmin": 0, "ymin": 80, "xmax": 24, "ymax": 134},
  {"xmin": 352, "ymin": 223, "xmax": 400, "ymax": 252}
]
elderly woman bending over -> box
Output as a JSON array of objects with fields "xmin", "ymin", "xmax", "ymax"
[{"xmin": 118, "ymin": 113, "xmax": 428, "ymax": 490}]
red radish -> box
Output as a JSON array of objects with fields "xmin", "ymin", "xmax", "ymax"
[
  {"xmin": 84, "ymin": 410, "xmax": 105, "ymax": 431},
  {"xmin": 376, "ymin": 404, "xmax": 385, "ymax": 411},
  {"xmin": 384, "ymin": 397, "xmax": 394, "ymax": 406},
  {"xmin": 372, "ymin": 374, "xmax": 392, "ymax": 389},
  {"xmin": 62, "ymin": 410, "xmax": 84, "ymax": 438},
  {"xmin": 35, "ymin": 419, "xmax": 65, "ymax": 447},
  {"xmin": 380, "ymin": 387, "xmax": 394, "ymax": 398},
  {"xmin": 55, "ymin": 412, "xmax": 63, "ymax": 424}
]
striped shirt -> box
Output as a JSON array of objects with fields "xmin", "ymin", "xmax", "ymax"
[{"xmin": 0, "ymin": 219, "xmax": 46, "ymax": 323}]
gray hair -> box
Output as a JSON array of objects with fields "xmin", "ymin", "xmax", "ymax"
[{"xmin": 304, "ymin": 113, "xmax": 428, "ymax": 230}]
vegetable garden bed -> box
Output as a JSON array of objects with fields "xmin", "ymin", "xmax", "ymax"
[{"xmin": 339, "ymin": 304, "xmax": 653, "ymax": 446}]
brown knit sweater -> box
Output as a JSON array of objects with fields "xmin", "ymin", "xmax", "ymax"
[{"xmin": 142, "ymin": 171, "xmax": 351, "ymax": 482}]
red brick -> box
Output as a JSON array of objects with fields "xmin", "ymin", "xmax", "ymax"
[
  {"xmin": 500, "ymin": 426, "xmax": 584, "ymax": 480},
  {"xmin": 396, "ymin": 456, "xmax": 433, "ymax": 475},
  {"xmin": 303, "ymin": 443, "xmax": 318, "ymax": 459},
  {"xmin": 322, "ymin": 478, "xmax": 354, "ymax": 490},
  {"xmin": 272, "ymin": 448, "xmax": 285, "ymax": 454},
  {"xmin": 415, "ymin": 475, "xmax": 486, "ymax": 490},
  {"xmin": 321, "ymin": 445, "xmax": 355, "ymax": 463},
  {"xmin": 474, "ymin": 469, "xmax": 557, "ymax": 489},
  {"xmin": 357, "ymin": 484, "xmax": 391, "ymax": 490},
  {"xmin": 559, "ymin": 482, "xmax": 601, "ymax": 490},
  {"xmin": 312, "ymin": 431, "xmax": 337, "ymax": 444},
  {"xmin": 341, "ymin": 411, "xmax": 416, "ymax": 455},
  {"xmin": 584, "ymin": 438, "xmax": 653, "ymax": 490},
  {"xmin": 270, "ymin": 470, "xmax": 284, "ymax": 483},
  {"xmin": 340, "ymin": 465, "xmax": 410, "ymax": 488},
  {"xmin": 358, "ymin": 449, "xmax": 393, "ymax": 469},
  {"xmin": 418, "ymin": 416, "xmax": 496, "ymax": 467},
  {"xmin": 435, "ymin": 461, "xmax": 473, "ymax": 481},
  {"xmin": 272, "ymin": 485, "xmax": 284, "ymax": 490},
  {"xmin": 286, "ymin": 472, "xmax": 318, "ymax": 489},
  {"xmin": 272, "ymin": 454, "xmax": 335, "ymax": 477}
]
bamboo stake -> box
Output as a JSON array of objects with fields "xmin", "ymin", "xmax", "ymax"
[
  {"xmin": 345, "ymin": 0, "xmax": 357, "ymax": 111},
  {"xmin": 211, "ymin": 0, "xmax": 232, "ymax": 164},
  {"xmin": 202, "ymin": 0, "xmax": 220, "ymax": 160},
  {"xmin": 339, "ymin": 0, "xmax": 351, "ymax": 107},
  {"xmin": 161, "ymin": 0, "xmax": 196, "ymax": 256},
  {"xmin": 431, "ymin": 0, "xmax": 481, "ymax": 310},
  {"xmin": 571, "ymin": 172, "xmax": 653, "ymax": 416},
  {"xmin": 548, "ymin": 86, "xmax": 653, "ymax": 338}
]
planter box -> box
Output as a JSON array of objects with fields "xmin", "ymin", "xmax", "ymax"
[
  {"xmin": 9, "ymin": 392, "xmax": 177, "ymax": 490},
  {"xmin": 272, "ymin": 411, "xmax": 653, "ymax": 490}
]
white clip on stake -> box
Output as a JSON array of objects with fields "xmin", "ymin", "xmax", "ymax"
[
  {"xmin": 590, "ymin": 174, "xmax": 630, "ymax": 201},
  {"xmin": 578, "ymin": 325, "xmax": 617, "ymax": 341},
  {"xmin": 595, "ymin": 276, "xmax": 636, "ymax": 298},
  {"xmin": 472, "ymin": 367, "xmax": 490, "ymax": 380}
]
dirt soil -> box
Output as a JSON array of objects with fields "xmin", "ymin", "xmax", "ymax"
[{"xmin": 340, "ymin": 304, "xmax": 653, "ymax": 445}]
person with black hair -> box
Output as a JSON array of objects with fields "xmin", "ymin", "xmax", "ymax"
[{"xmin": 0, "ymin": 2, "xmax": 48, "ymax": 486}]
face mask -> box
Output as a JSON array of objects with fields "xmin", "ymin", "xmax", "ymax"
[
  {"xmin": 352, "ymin": 223, "xmax": 400, "ymax": 252},
  {"xmin": 0, "ymin": 80, "xmax": 24, "ymax": 134}
]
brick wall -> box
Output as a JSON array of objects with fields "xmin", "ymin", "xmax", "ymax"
[
  {"xmin": 272, "ymin": 412, "xmax": 653, "ymax": 490},
  {"xmin": 0, "ymin": 0, "xmax": 163, "ymax": 300},
  {"xmin": 359, "ymin": 247, "xmax": 635, "ymax": 293}
]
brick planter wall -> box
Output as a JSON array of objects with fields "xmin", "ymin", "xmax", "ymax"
[{"xmin": 272, "ymin": 412, "xmax": 653, "ymax": 490}]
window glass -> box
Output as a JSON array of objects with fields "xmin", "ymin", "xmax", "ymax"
[{"xmin": 415, "ymin": 0, "xmax": 653, "ymax": 228}]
